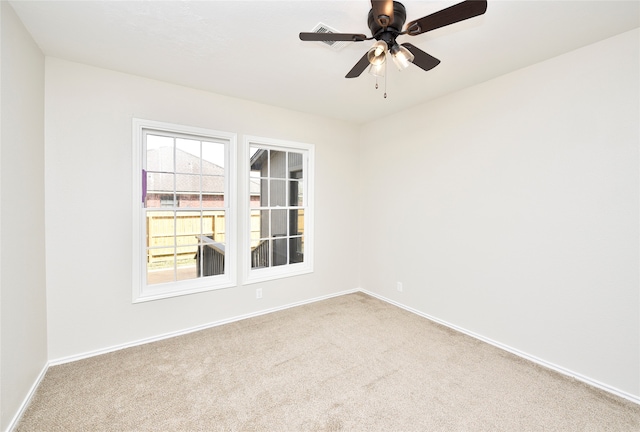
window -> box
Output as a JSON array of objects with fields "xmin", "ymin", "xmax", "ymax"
[
  {"xmin": 244, "ymin": 136, "xmax": 314, "ymax": 284},
  {"xmin": 132, "ymin": 119, "xmax": 236, "ymax": 302}
]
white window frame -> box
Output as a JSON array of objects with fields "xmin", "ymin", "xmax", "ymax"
[
  {"xmin": 242, "ymin": 135, "xmax": 314, "ymax": 285},
  {"xmin": 132, "ymin": 119, "xmax": 237, "ymax": 303}
]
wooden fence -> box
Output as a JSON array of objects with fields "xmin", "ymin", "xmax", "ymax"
[
  {"xmin": 147, "ymin": 211, "xmax": 303, "ymax": 268},
  {"xmin": 146, "ymin": 211, "xmax": 226, "ymax": 266}
]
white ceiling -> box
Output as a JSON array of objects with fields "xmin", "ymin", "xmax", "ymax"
[{"xmin": 9, "ymin": 0, "xmax": 640, "ymax": 124}]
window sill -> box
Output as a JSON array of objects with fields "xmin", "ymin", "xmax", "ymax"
[
  {"xmin": 133, "ymin": 277, "xmax": 236, "ymax": 303},
  {"xmin": 243, "ymin": 263, "xmax": 313, "ymax": 285}
]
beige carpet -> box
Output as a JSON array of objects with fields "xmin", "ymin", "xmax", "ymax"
[{"xmin": 16, "ymin": 293, "xmax": 640, "ymax": 431}]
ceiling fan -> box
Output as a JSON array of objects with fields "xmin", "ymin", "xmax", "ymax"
[{"xmin": 299, "ymin": 0, "xmax": 487, "ymax": 78}]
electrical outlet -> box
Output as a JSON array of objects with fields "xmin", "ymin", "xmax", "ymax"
[
  {"xmin": 256, "ymin": 288, "xmax": 263, "ymax": 299},
  {"xmin": 397, "ymin": 282, "xmax": 403, "ymax": 292}
]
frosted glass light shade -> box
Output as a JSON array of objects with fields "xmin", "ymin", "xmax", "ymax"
[
  {"xmin": 368, "ymin": 63, "xmax": 385, "ymax": 77},
  {"xmin": 367, "ymin": 41, "xmax": 388, "ymax": 66},
  {"xmin": 390, "ymin": 44, "xmax": 414, "ymax": 70}
]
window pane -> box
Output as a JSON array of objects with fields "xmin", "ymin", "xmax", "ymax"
[
  {"xmin": 289, "ymin": 180, "xmax": 302, "ymax": 206},
  {"xmin": 176, "ymin": 174, "xmax": 200, "ymax": 208},
  {"xmin": 270, "ymin": 150, "xmax": 286, "ymax": 178},
  {"xmin": 289, "ymin": 209, "xmax": 304, "ymax": 236},
  {"xmin": 203, "ymin": 210, "xmax": 226, "ymax": 243},
  {"xmin": 198, "ymin": 240, "xmax": 226, "ymax": 277},
  {"xmin": 176, "ymin": 211, "xmax": 202, "ymax": 244},
  {"xmin": 256, "ymin": 178, "xmax": 266, "ymax": 206},
  {"xmin": 249, "ymin": 181, "xmax": 261, "ymax": 208},
  {"xmin": 288, "ymin": 152, "xmax": 303, "ymax": 179},
  {"xmin": 146, "ymin": 135, "xmax": 174, "ymax": 172},
  {"xmin": 146, "ymin": 172, "xmax": 174, "ymax": 208},
  {"xmin": 203, "ymin": 141, "xmax": 225, "ymax": 169},
  {"xmin": 270, "ymin": 179, "xmax": 286, "ymax": 207},
  {"xmin": 176, "ymin": 139, "xmax": 200, "ymax": 174},
  {"xmin": 250, "ymin": 147, "xmax": 267, "ymax": 175},
  {"xmin": 251, "ymin": 239, "xmax": 269, "ymax": 269},
  {"xmin": 176, "ymin": 193, "xmax": 200, "ymax": 208},
  {"xmin": 147, "ymin": 248, "xmax": 175, "ymax": 285},
  {"xmin": 176, "ymin": 174, "xmax": 200, "ymax": 196},
  {"xmin": 272, "ymin": 237, "xmax": 288, "ymax": 267},
  {"xmin": 258, "ymin": 209, "xmax": 270, "ymax": 240},
  {"xmin": 147, "ymin": 245, "xmax": 175, "ymax": 269},
  {"xmin": 147, "ymin": 211, "xmax": 176, "ymax": 247},
  {"xmin": 271, "ymin": 209, "xmax": 287, "ymax": 237},
  {"xmin": 250, "ymin": 210, "xmax": 262, "ymax": 246},
  {"xmin": 202, "ymin": 175, "xmax": 225, "ymax": 208},
  {"xmin": 290, "ymin": 237, "xmax": 304, "ymax": 264},
  {"xmin": 176, "ymin": 245, "xmax": 198, "ymax": 281}
]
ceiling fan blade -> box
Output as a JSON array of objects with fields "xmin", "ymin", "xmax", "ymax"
[
  {"xmin": 346, "ymin": 53, "xmax": 370, "ymax": 78},
  {"xmin": 299, "ymin": 32, "xmax": 367, "ymax": 42},
  {"xmin": 371, "ymin": 0, "xmax": 394, "ymax": 28},
  {"xmin": 401, "ymin": 43, "xmax": 441, "ymax": 72},
  {"xmin": 405, "ymin": 0, "xmax": 487, "ymax": 36}
]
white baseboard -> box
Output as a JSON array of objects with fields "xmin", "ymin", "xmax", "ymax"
[
  {"xmin": 49, "ymin": 288, "xmax": 359, "ymax": 366},
  {"xmin": 5, "ymin": 363, "xmax": 48, "ymax": 432},
  {"xmin": 360, "ymin": 289, "xmax": 640, "ymax": 406}
]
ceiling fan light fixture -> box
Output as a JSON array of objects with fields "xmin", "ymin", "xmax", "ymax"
[
  {"xmin": 390, "ymin": 43, "xmax": 414, "ymax": 71},
  {"xmin": 367, "ymin": 40, "xmax": 388, "ymax": 66},
  {"xmin": 368, "ymin": 62, "xmax": 385, "ymax": 77},
  {"xmin": 301, "ymin": 0, "xmax": 487, "ymax": 82}
]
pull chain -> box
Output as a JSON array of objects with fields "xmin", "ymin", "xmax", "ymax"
[
  {"xmin": 372, "ymin": 57, "xmax": 388, "ymax": 98},
  {"xmin": 384, "ymin": 60, "xmax": 387, "ymax": 98}
]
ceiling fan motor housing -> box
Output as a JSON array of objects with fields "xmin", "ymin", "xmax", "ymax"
[{"xmin": 368, "ymin": 1, "xmax": 407, "ymax": 39}]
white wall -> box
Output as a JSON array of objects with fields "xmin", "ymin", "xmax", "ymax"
[
  {"xmin": 360, "ymin": 29, "xmax": 640, "ymax": 398},
  {"xmin": 44, "ymin": 58, "xmax": 361, "ymax": 360},
  {"xmin": 5, "ymin": 11, "xmax": 637, "ymax": 429},
  {"xmin": 0, "ymin": 1, "xmax": 47, "ymax": 430}
]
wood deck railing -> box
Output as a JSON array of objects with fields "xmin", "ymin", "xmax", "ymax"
[
  {"xmin": 196, "ymin": 235, "xmax": 225, "ymax": 276},
  {"xmin": 251, "ymin": 240, "xmax": 269, "ymax": 269}
]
